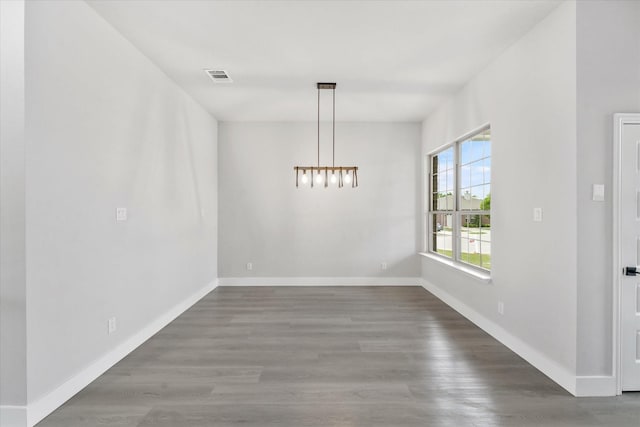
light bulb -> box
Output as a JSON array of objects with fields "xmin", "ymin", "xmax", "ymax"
[
  {"xmin": 315, "ymin": 172, "xmax": 323, "ymax": 184},
  {"xmin": 301, "ymin": 173, "xmax": 308, "ymax": 184},
  {"xmin": 344, "ymin": 172, "xmax": 352, "ymax": 184},
  {"xmin": 330, "ymin": 173, "xmax": 337, "ymax": 184}
]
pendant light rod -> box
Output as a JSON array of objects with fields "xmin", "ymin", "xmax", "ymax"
[
  {"xmin": 317, "ymin": 85, "xmax": 320, "ymax": 168},
  {"xmin": 332, "ymin": 86, "xmax": 335, "ymax": 167},
  {"xmin": 316, "ymin": 83, "xmax": 337, "ymax": 168}
]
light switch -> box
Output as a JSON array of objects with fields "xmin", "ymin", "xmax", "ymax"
[
  {"xmin": 533, "ymin": 207, "xmax": 543, "ymax": 222},
  {"xmin": 592, "ymin": 184, "xmax": 605, "ymax": 201},
  {"xmin": 116, "ymin": 207, "xmax": 127, "ymax": 222}
]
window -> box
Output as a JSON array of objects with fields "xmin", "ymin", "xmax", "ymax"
[{"xmin": 427, "ymin": 127, "xmax": 491, "ymax": 271}]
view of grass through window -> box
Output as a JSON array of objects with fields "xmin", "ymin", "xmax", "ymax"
[{"xmin": 429, "ymin": 128, "xmax": 491, "ymax": 271}]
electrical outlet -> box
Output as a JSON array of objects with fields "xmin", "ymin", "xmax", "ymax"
[
  {"xmin": 381, "ymin": 262, "xmax": 387, "ymax": 270},
  {"xmin": 497, "ymin": 301, "xmax": 504, "ymax": 315},
  {"xmin": 108, "ymin": 317, "xmax": 117, "ymax": 334},
  {"xmin": 246, "ymin": 262, "xmax": 253, "ymax": 271},
  {"xmin": 116, "ymin": 207, "xmax": 127, "ymax": 222},
  {"xmin": 200, "ymin": 208, "xmax": 206, "ymax": 218},
  {"xmin": 533, "ymin": 207, "xmax": 543, "ymax": 222}
]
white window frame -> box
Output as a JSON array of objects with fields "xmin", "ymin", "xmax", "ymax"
[{"xmin": 425, "ymin": 124, "xmax": 491, "ymax": 273}]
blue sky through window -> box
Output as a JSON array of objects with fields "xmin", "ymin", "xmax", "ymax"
[{"xmin": 460, "ymin": 129, "xmax": 491, "ymax": 201}]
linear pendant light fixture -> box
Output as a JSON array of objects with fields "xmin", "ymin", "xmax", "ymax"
[{"xmin": 294, "ymin": 83, "xmax": 358, "ymax": 188}]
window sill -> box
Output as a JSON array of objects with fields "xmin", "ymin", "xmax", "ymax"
[{"xmin": 419, "ymin": 252, "xmax": 492, "ymax": 284}]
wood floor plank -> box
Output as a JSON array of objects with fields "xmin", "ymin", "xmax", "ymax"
[{"xmin": 36, "ymin": 286, "xmax": 640, "ymax": 427}]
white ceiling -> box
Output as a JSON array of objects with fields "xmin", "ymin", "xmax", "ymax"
[{"xmin": 87, "ymin": 0, "xmax": 561, "ymax": 122}]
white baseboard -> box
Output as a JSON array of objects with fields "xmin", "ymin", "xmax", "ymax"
[
  {"xmin": 26, "ymin": 279, "xmax": 218, "ymax": 427},
  {"xmin": 575, "ymin": 376, "xmax": 617, "ymax": 397},
  {"xmin": 218, "ymin": 277, "xmax": 422, "ymax": 286},
  {"xmin": 421, "ymin": 279, "xmax": 578, "ymax": 396},
  {"xmin": 0, "ymin": 406, "xmax": 27, "ymax": 427}
]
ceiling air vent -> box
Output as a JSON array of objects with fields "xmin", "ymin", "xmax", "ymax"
[{"xmin": 204, "ymin": 69, "xmax": 232, "ymax": 83}]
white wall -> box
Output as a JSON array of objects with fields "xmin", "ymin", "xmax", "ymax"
[
  {"xmin": 24, "ymin": 0, "xmax": 218, "ymax": 406},
  {"xmin": 218, "ymin": 122, "xmax": 421, "ymax": 280},
  {"xmin": 421, "ymin": 1, "xmax": 577, "ymax": 389},
  {"xmin": 576, "ymin": 0, "xmax": 640, "ymax": 376},
  {"xmin": 0, "ymin": 0, "xmax": 27, "ymax": 413}
]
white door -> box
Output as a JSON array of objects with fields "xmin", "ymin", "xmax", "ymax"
[{"xmin": 620, "ymin": 116, "xmax": 640, "ymax": 391}]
